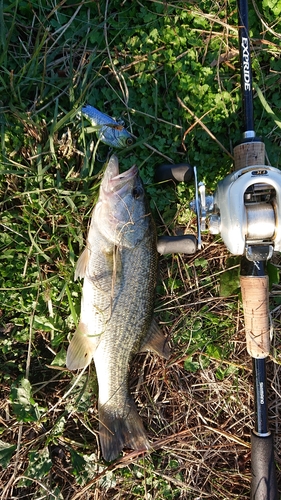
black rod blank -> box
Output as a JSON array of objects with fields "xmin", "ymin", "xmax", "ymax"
[
  {"xmin": 237, "ymin": 0, "xmax": 255, "ymax": 134},
  {"xmin": 252, "ymin": 358, "xmax": 269, "ymax": 436},
  {"xmin": 251, "ymin": 432, "xmax": 278, "ymax": 500}
]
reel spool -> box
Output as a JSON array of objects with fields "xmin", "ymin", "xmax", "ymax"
[{"xmin": 208, "ymin": 165, "xmax": 281, "ymax": 259}]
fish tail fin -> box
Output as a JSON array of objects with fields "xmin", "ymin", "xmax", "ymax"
[
  {"xmin": 99, "ymin": 401, "xmax": 150, "ymax": 461},
  {"xmin": 66, "ymin": 322, "xmax": 98, "ymax": 370}
]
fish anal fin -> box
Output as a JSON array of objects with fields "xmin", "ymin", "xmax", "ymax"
[
  {"xmin": 74, "ymin": 247, "xmax": 90, "ymax": 280},
  {"xmin": 66, "ymin": 322, "xmax": 98, "ymax": 370},
  {"xmin": 99, "ymin": 401, "xmax": 150, "ymax": 462},
  {"xmin": 140, "ymin": 319, "xmax": 170, "ymax": 359}
]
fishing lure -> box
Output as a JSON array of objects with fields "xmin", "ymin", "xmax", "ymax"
[{"xmin": 81, "ymin": 105, "xmax": 135, "ymax": 149}]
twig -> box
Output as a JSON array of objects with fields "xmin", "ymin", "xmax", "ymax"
[
  {"xmin": 182, "ymin": 108, "xmax": 214, "ymax": 145},
  {"xmin": 104, "ymin": 0, "xmax": 129, "ymax": 106},
  {"xmin": 129, "ymin": 107, "xmax": 183, "ymax": 130},
  {"xmin": 204, "ymin": 425, "xmax": 250, "ymax": 447},
  {"xmin": 70, "ymin": 428, "xmax": 198, "ymax": 500},
  {"xmin": 252, "ymin": 0, "xmax": 281, "ymax": 41},
  {"xmin": 143, "ymin": 142, "xmax": 174, "ymax": 163},
  {"xmin": 177, "ymin": 96, "xmax": 234, "ymax": 159},
  {"xmin": 0, "ymin": 426, "xmax": 23, "ymax": 500},
  {"xmin": 46, "ymin": 4, "xmax": 83, "ymax": 55}
]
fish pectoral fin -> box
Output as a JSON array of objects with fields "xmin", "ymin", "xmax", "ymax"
[
  {"xmin": 74, "ymin": 246, "xmax": 90, "ymax": 280},
  {"xmin": 99, "ymin": 400, "xmax": 150, "ymax": 462},
  {"xmin": 66, "ymin": 322, "xmax": 98, "ymax": 370},
  {"xmin": 140, "ymin": 319, "xmax": 170, "ymax": 360}
]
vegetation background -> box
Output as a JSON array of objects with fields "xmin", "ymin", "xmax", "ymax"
[{"xmin": 0, "ymin": 0, "xmax": 280, "ymax": 498}]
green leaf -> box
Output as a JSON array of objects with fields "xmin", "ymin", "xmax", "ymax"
[
  {"xmin": 219, "ymin": 257, "xmax": 240, "ymax": 297},
  {"xmin": 70, "ymin": 448, "xmax": 87, "ymax": 477},
  {"xmin": 33, "ymin": 315, "xmax": 59, "ymax": 331},
  {"xmin": 10, "ymin": 378, "xmax": 44, "ymax": 423},
  {"xmin": 206, "ymin": 344, "xmax": 223, "ymax": 360},
  {"xmin": 51, "ymin": 348, "xmax": 67, "ymax": 367},
  {"xmin": 267, "ymin": 261, "xmax": 280, "ymax": 287},
  {"xmin": 215, "ymin": 364, "xmax": 237, "ymax": 381},
  {"xmin": 262, "ymin": 0, "xmax": 281, "ymax": 17},
  {"xmin": 194, "ymin": 258, "xmax": 208, "ymax": 269},
  {"xmin": 48, "ymin": 416, "xmax": 66, "ymax": 441},
  {"xmin": 0, "ymin": 440, "xmax": 16, "ymax": 469},
  {"xmin": 19, "ymin": 447, "xmax": 52, "ymax": 486},
  {"xmin": 255, "ymin": 85, "xmax": 281, "ymax": 129},
  {"xmin": 184, "ymin": 356, "xmax": 200, "ymax": 373}
]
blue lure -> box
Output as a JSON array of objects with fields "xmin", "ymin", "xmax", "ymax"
[{"xmin": 81, "ymin": 105, "xmax": 135, "ymax": 149}]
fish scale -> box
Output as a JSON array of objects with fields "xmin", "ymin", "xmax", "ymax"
[{"xmin": 66, "ymin": 155, "xmax": 170, "ymax": 461}]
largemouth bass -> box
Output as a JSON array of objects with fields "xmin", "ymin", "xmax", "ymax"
[
  {"xmin": 66, "ymin": 155, "xmax": 169, "ymax": 461},
  {"xmin": 81, "ymin": 105, "xmax": 135, "ymax": 149}
]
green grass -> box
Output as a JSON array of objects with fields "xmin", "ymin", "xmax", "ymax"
[{"xmin": 0, "ymin": 0, "xmax": 281, "ymax": 498}]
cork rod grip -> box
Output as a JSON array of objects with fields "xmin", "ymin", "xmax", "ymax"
[
  {"xmin": 240, "ymin": 276, "xmax": 270, "ymax": 358},
  {"xmin": 233, "ymin": 141, "xmax": 265, "ymax": 170}
]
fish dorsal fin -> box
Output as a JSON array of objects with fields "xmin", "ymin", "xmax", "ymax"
[
  {"xmin": 66, "ymin": 322, "xmax": 98, "ymax": 370},
  {"xmin": 74, "ymin": 246, "xmax": 90, "ymax": 280},
  {"xmin": 140, "ymin": 319, "xmax": 170, "ymax": 360}
]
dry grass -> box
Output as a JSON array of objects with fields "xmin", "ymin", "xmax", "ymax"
[{"xmin": 1, "ymin": 238, "xmax": 280, "ymax": 499}]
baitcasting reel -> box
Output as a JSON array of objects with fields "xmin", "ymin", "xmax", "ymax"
[
  {"xmin": 191, "ymin": 143, "xmax": 281, "ymax": 261},
  {"xmin": 156, "ymin": 151, "xmax": 281, "ymax": 260}
]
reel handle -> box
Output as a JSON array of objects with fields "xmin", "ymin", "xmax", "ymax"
[
  {"xmin": 155, "ymin": 163, "xmax": 198, "ymax": 255},
  {"xmin": 157, "ymin": 235, "xmax": 197, "ymax": 255},
  {"xmin": 154, "ymin": 162, "xmax": 193, "ymax": 183}
]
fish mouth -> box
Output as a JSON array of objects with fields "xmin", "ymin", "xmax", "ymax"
[{"xmin": 102, "ymin": 155, "xmax": 138, "ymax": 195}]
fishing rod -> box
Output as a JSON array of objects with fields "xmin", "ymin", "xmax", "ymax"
[
  {"xmin": 155, "ymin": 0, "xmax": 280, "ymax": 497},
  {"xmin": 230, "ymin": 2, "xmax": 278, "ymax": 497}
]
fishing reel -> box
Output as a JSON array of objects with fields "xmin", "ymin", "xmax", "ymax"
[
  {"xmin": 192, "ymin": 163, "xmax": 281, "ymax": 260},
  {"xmin": 155, "ymin": 158, "xmax": 281, "ymax": 259}
]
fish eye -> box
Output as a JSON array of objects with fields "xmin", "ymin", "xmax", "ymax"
[
  {"xmin": 132, "ymin": 187, "xmax": 143, "ymax": 199},
  {"xmin": 126, "ymin": 137, "xmax": 134, "ymax": 146}
]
